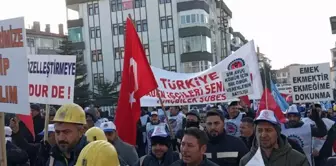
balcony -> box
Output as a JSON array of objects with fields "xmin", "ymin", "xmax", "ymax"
[
  {"xmin": 181, "ymin": 51, "xmax": 212, "ymax": 63},
  {"xmin": 71, "ymin": 42, "xmax": 85, "ymax": 50},
  {"xmin": 67, "ymin": 19, "xmax": 84, "ymax": 28},
  {"xmin": 37, "ymin": 48, "xmax": 59, "ymax": 55},
  {"xmin": 177, "ymin": 0, "xmax": 209, "ymax": 13}
]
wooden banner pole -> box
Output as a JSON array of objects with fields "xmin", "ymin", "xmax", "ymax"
[
  {"xmin": 0, "ymin": 112, "xmax": 8, "ymax": 166},
  {"xmin": 43, "ymin": 104, "xmax": 50, "ymax": 141}
]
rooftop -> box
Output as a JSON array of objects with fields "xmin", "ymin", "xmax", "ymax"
[{"xmin": 26, "ymin": 29, "xmax": 65, "ymax": 38}]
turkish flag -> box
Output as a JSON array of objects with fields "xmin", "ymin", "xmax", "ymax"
[
  {"xmin": 114, "ymin": 18, "xmax": 158, "ymax": 145},
  {"xmin": 257, "ymin": 88, "xmax": 286, "ymax": 123},
  {"xmin": 17, "ymin": 114, "xmax": 35, "ymax": 140}
]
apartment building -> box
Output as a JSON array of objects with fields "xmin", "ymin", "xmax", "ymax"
[
  {"xmin": 66, "ymin": 0, "xmax": 235, "ymax": 92},
  {"xmin": 27, "ymin": 21, "xmax": 65, "ymax": 55}
]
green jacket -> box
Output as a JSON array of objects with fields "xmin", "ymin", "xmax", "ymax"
[{"xmin": 239, "ymin": 135, "xmax": 309, "ymax": 166}]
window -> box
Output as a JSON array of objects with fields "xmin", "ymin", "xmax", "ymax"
[
  {"xmin": 142, "ymin": 20, "xmax": 147, "ymax": 31},
  {"xmin": 96, "ymin": 27, "xmax": 101, "ymax": 38},
  {"xmin": 164, "ymin": 66, "xmax": 176, "ymax": 72},
  {"xmin": 167, "ymin": 16, "xmax": 173, "ymax": 28},
  {"xmin": 186, "ymin": 15, "xmax": 191, "ymax": 24},
  {"xmin": 94, "ymin": 3, "xmax": 99, "ymax": 14},
  {"xmin": 162, "ymin": 42, "xmax": 168, "ymax": 54},
  {"xmin": 181, "ymin": 36, "xmax": 211, "ymax": 53},
  {"xmin": 113, "ymin": 24, "xmax": 118, "ymax": 35},
  {"xmin": 191, "ymin": 14, "xmax": 196, "ymax": 23},
  {"xmin": 159, "ymin": 0, "xmax": 170, "ymax": 4},
  {"xmin": 141, "ymin": 0, "xmax": 146, "ymax": 7},
  {"xmin": 92, "ymin": 53, "xmax": 97, "ymax": 62},
  {"xmin": 181, "ymin": 15, "xmax": 186, "ymax": 24},
  {"xmin": 116, "ymin": 71, "xmax": 122, "ymax": 83},
  {"xmin": 168, "ymin": 41, "xmax": 175, "ymax": 53},
  {"xmin": 160, "ymin": 17, "xmax": 166, "ymax": 29},
  {"xmin": 27, "ymin": 38, "xmax": 35, "ymax": 47},
  {"xmin": 200, "ymin": 14, "xmax": 205, "ymax": 23},
  {"xmin": 99, "ymin": 73, "xmax": 104, "ymax": 84},
  {"xmin": 88, "ymin": 4, "xmax": 94, "ymax": 15},
  {"xmin": 114, "ymin": 47, "xmax": 125, "ymax": 59},
  {"xmin": 90, "ymin": 27, "xmax": 95, "ymax": 38},
  {"xmin": 117, "ymin": 1, "xmax": 123, "ymax": 11},
  {"xmin": 93, "ymin": 73, "xmax": 99, "ymax": 85},
  {"xmin": 282, "ymin": 72, "xmax": 286, "ymax": 77},
  {"xmin": 180, "ymin": 13, "xmax": 209, "ymax": 25},
  {"xmin": 92, "ymin": 50, "xmax": 103, "ymax": 62},
  {"xmin": 135, "ymin": 0, "xmax": 140, "ymax": 8},
  {"xmin": 143, "ymin": 44, "xmax": 149, "ymax": 55},
  {"xmin": 136, "ymin": 20, "xmax": 142, "ymax": 32},
  {"xmin": 110, "ymin": 0, "xmax": 116, "ymax": 12},
  {"xmin": 118, "ymin": 24, "xmax": 124, "ymax": 34}
]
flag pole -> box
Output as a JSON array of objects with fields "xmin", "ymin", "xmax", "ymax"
[
  {"xmin": 257, "ymin": 47, "xmax": 268, "ymax": 110},
  {"xmin": 127, "ymin": 14, "xmax": 176, "ymax": 140}
]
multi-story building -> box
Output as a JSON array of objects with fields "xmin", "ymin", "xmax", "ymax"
[
  {"xmin": 26, "ymin": 21, "xmax": 65, "ymax": 55},
  {"xmin": 65, "ymin": 0, "xmax": 234, "ymax": 92},
  {"xmin": 273, "ymin": 64, "xmax": 301, "ymax": 84},
  {"xmin": 231, "ymin": 31, "xmax": 247, "ymax": 52}
]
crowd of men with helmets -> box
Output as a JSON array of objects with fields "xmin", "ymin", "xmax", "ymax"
[{"xmin": 4, "ymin": 98, "xmax": 336, "ymax": 166}]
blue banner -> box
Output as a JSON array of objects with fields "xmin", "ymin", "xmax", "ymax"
[{"xmin": 271, "ymin": 80, "xmax": 289, "ymax": 112}]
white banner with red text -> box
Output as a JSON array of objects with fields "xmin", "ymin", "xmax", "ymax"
[
  {"xmin": 28, "ymin": 55, "xmax": 76, "ymax": 105},
  {"xmin": 140, "ymin": 40, "xmax": 263, "ymax": 106}
]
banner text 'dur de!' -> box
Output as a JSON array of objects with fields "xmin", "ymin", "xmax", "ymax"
[{"xmin": 140, "ymin": 40, "xmax": 263, "ymax": 106}]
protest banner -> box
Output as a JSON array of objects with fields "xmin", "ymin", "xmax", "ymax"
[
  {"xmin": 0, "ymin": 17, "xmax": 29, "ymax": 115},
  {"xmin": 28, "ymin": 55, "xmax": 76, "ymax": 105},
  {"xmin": 140, "ymin": 40, "xmax": 263, "ymax": 106},
  {"xmin": 222, "ymin": 66, "xmax": 253, "ymax": 98},
  {"xmin": 276, "ymin": 83, "xmax": 292, "ymax": 94},
  {"xmin": 289, "ymin": 62, "xmax": 332, "ymax": 103}
]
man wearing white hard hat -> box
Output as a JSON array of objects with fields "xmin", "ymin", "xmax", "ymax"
[
  {"xmin": 38, "ymin": 124, "xmax": 56, "ymax": 146},
  {"xmin": 145, "ymin": 111, "xmax": 169, "ymax": 154},
  {"xmin": 240, "ymin": 110, "xmax": 308, "ymax": 166},
  {"xmin": 282, "ymin": 104, "xmax": 327, "ymax": 165},
  {"xmin": 100, "ymin": 121, "xmax": 138, "ymax": 166}
]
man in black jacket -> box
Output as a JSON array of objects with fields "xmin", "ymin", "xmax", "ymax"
[
  {"xmin": 170, "ymin": 127, "xmax": 218, "ymax": 166},
  {"xmin": 205, "ymin": 111, "xmax": 249, "ymax": 166},
  {"xmin": 30, "ymin": 104, "xmax": 45, "ymax": 142}
]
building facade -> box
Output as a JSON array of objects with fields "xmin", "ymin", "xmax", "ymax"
[
  {"xmin": 273, "ymin": 64, "xmax": 301, "ymax": 84},
  {"xmin": 26, "ymin": 21, "xmax": 65, "ymax": 55},
  {"xmin": 65, "ymin": 0, "xmax": 235, "ymax": 92}
]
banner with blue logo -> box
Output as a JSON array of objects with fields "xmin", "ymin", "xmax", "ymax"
[{"xmin": 271, "ymin": 80, "xmax": 289, "ymax": 112}]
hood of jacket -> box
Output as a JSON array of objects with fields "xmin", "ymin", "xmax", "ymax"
[{"xmin": 249, "ymin": 134, "xmax": 292, "ymax": 161}]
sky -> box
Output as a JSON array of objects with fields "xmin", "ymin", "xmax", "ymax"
[{"xmin": 1, "ymin": 0, "xmax": 336, "ymax": 69}]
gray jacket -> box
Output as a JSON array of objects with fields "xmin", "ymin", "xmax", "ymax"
[{"xmin": 113, "ymin": 137, "xmax": 139, "ymax": 166}]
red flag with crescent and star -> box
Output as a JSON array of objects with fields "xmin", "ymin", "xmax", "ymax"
[
  {"xmin": 114, "ymin": 17, "xmax": 158, "ymax": 145},
  {"xmin": 256, "ymin": 88, "xmax": 286, "ymax": 123}
]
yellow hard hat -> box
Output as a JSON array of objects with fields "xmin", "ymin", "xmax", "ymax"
[
  {"xmin": 75, "ymin": 140, "xmax": 120, "ymax": 166},
  {"xmin": 85, "ymin": 127, "xmax": 107, "ymax": 142},
  {"xmin": 53, "ymin": 103, "xmax": 86, "ymax": 125}
]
